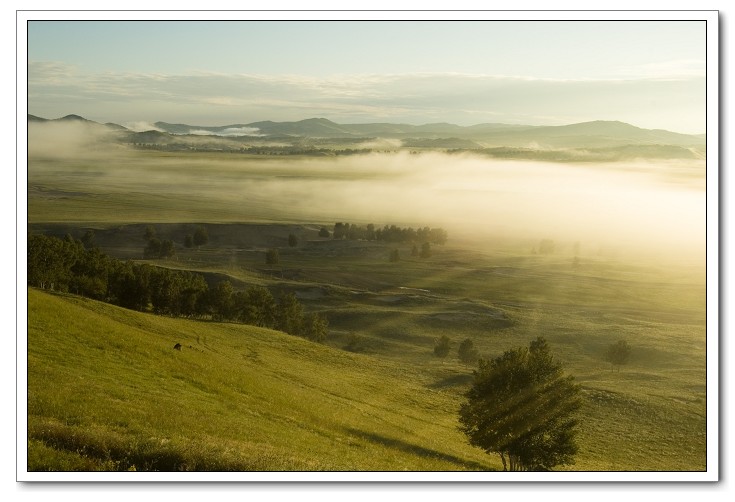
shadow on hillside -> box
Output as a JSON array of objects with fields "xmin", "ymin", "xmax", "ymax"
[
  {"xmin": 342, "ymin": 427, "xmax": 494, "ymax": 471},
  {"xmin": 428, "ymin": 373, "xmax": 474, "ymax": 389}
]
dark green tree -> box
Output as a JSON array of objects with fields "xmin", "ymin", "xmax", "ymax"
[
  {"xmin": 318, "ymin": 227, "xmax": 330, "ymax": 238},
  {"xmin": 237, "ymin": 286, "xmax": 278, "ymax": 328},
  {"xmin": 333, "ymin": 222, "xmax": 347, "ymax": 240},
  {"xmin": 178, "ymin": 273, "xmax": 208, "ymax": 317},
  {"xmin": 28, "ymin": 233, "xmax": 78, "ymax": 291},
  {"xmin": 459, "ymin": 337, "xmax": 582, "ymax": 471},
  {"xmin": 81, "ymin": 230, "xmax": 96, "ymax": 250},
  {"xmin": 149, "ymin": 268, "xmax": 183, "ymax": 315},
  {"xmin": 265, "ymin": 248, "xmax": 280, "ymax": 265},
  {"xmin": 304, "ymin": 312, "xmax": 329, "ymax": 343},
  {"xmin": 143, "ymin": 225, "xmax": 157, "ymax": 241},
  {"xmin": 193, "ymin": 226, "xmax": 209, "ymax": 247},
  {"xmin": 288, "ymin": 233, "xmax": 298, "ymax": 247},
  {"xmin": 420, "ymin": 242, "xmax": 432, "ymax": 258},
  {"xmin": 276, "ymin": 292, "xmax": 304, "ymax": 336},
  {"xmin": 434, "ymin": 335, "xmax": 451, "ymax": 358},
  {"xmin": 159, "ymin": 239, "xmax": 176, "ymax": 259},
  {"xmin": 458, "ymin": 338, "xmax": 480, "ymax": 364},
  {"xmin": 206, "ymin": 280, "xmax": 234, "ymax": 320},
  {"xmin": 144, "ymin": 238, "xmax": 162, "ymax": 259},
  {"xmin": 605, "ymin": 340, "xmax": 631, "ymax": 371}
]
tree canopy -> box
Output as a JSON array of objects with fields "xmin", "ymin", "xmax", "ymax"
[
  {"xmin": 433, "ymin": 335, "xmax": 451, "ymax": 358},
  {"xmin": 459, "ymin": 337, "xmax": 582, "ymax": 471},
  {"xmin": 265, "ymin": 248, "xmax": 280, "ymax": 265},
  {"xmin": 458, "ymin": 338, "xmax": 480, "ymax": 364},
  {"xmin": 605, "ymin": 340, "xmax": 632, "ymax": 371},
  {"xmin": 193, "ymin": 226, "xmax": 209, "ymax": 247},
  {"xmin": 27, "ymin": 233, "xmax": 328, "ymax": 343}
]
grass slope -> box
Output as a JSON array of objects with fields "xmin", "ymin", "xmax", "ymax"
[{"xmin": 26, "ymin": 288, "xmax": 496, "ymax": 472}]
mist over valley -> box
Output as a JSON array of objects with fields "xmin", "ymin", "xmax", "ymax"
[{"xmin": 27, "ymin": 114, "xmax": 706, "ymax": 264}]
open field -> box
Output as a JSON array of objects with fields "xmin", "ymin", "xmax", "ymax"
[
  {"xmin": 27, "ymin": 273, "xmax": 705, "ymax": 472},
  {"xmin": 25, "ymin": 148, "xmax": 708, "ymax": 472}
]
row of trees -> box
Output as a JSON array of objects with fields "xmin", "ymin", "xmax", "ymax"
[
  {"xmin": 27, "ymin": 233, "xmax": 327, "ymax": 342},
  {"xmin": 330, "ymin": 223, "xmax": 447, "ymax": 245},
  {"xmin": 144, "ymin": 225, "xmax": 209, "ymax": 259},
  {"xmin": 388, "ymin": 242, "xmax": 433, "ymax": 262},
  {"xmin": 433, "ymin": 336, "xmax": 481, "ymax": 364}
]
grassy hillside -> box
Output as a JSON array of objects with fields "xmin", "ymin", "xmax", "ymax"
[
  {"xmin": 26, "ymin": 288, "xmax": 497, "ymax": 472},
  {"xmin": 27, "ymin": 257, "xmax": 707, "ymax": 473}
]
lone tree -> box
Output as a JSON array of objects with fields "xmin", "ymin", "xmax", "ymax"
[
  {"xmin": 605, "ymin": 340, "xmax": 631, "ymax": 372},
  {"xmin": 538, "ymin": 239, "xmax": 555, "ymax": 255},
  {"xmin": 265, "ymin": 248, "xmax": 280, "ymax": 265},
  {"xmin": 143, "ymin": 225, "xmax": 157, "ymax": 241},
  {"xmin": 434, "ymin": 335, "xmax": 451, "ymax": 358},
  {"xmin": 193, "ymin": 226, "xmax": 209, "ymax": 248},
  {"xmin": 318, "ymin": 227, "xmax": 330, "ymax": 238},
  {"xmin": 458, "ymin": 338, "xmax": 480, "ymax": 364},
  {"xmin": 159, "ymin": 239, "xmax": 176, "ymax": 259},
  {"xmin": 459, "ymin": 337, "xmax": 582, "ymax": 471}
]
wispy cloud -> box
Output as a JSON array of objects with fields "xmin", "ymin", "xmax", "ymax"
[
  {"xmin": 613, "ymin": 59, "xmax": 706, "ymax": 79},
  {"xmin": 27, "ymin": 62, "xmax": 706, "ymax": 133}
]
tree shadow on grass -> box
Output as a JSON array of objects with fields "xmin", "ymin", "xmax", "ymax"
[
  {"xmin": 428, "ymin": 372, "xmax": 474, "ymax": 389},
  {"xmin": 342, "ymin": 427, "xmax": 495, "ymax": 471}
]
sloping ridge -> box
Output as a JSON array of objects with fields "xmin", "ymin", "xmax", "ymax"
[{"xmin": 27, "ymin": 288, "xmax": 493, "ymax": 472}]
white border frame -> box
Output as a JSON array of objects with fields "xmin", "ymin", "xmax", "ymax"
[{"xmin": 16, "ymin": 9, "xmax": 720, "ymax": 484}]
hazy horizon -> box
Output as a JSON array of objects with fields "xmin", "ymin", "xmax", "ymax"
[{"xmin": 26, "ymin": 19, "xmax": 707, "ymax": 135}]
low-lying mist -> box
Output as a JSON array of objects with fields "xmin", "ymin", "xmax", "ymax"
[
  {"xmin": 27, "ymin": 120, "xmax": 132, "ymax": 159},
  {"xmin": 250, "ymin": 152, "xmax": 706, "ymax": 263},
  {"xmin": 26, "ymin": 123, "xmax": 707, "ymax": 264}
]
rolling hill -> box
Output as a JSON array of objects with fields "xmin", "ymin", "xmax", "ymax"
[
  {"xmin": 26, "ymin": 287, "xmax": 497, "ymax": 472},
  {"xmin": 27, "ymin": 114, "xmax": 706, "ymax": 160}
]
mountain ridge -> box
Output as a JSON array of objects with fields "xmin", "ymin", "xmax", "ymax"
[
  {"xmin": 28, "ymin": 114, "xmax": 706, "ymax": 159},
  {"xmin": 30, "ymin": 113, "xmax": 705, "ymax": 141}
]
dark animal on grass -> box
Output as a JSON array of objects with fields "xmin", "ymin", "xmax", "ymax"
[{"xmin": 174, "ymin": 343, "xmax": 182, "ymax": 351}]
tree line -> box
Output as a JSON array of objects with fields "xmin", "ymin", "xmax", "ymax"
[
  {"xmin": 27, "ymin": 233, "xmax": 327, "ymax": 342},
  {"xmin": 329, "ymin": 223, "xmax": 447, "ymax": 245}
]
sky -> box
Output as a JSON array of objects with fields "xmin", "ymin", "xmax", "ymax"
[{"xmin": 25, "ymin": 18, "xmax": 708, "ymax": 133}]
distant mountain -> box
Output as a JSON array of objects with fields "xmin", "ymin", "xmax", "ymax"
[
  {"xmin": 104, "ymin": 122, "xmax": 129, "ymax": 131},
  {"xmin": 152, "ymin": 117, "xmax": 705, "ymax": 148},
  {"xmin": 30, "ymin": 113, "xmax": 111, "ymax": 127},
  {"xmin": 403, "ymin": 137, "xmax": 483, "ymax": 149},
  {"xmin": 29, "ymin": 114, "xmax": 707, "ymax": 161},
  {"xmin": 56, "ymin": 114, "xmax": 92, "ymax": 123}
]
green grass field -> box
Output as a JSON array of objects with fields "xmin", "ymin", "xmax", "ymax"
[
  {"xmin": 25, "ymin": 235, "xmax": 707, "ymax": 472},
  {"xmin": 27, "ymin": 288, "xmax": 498, "ymax": 472},
  {"xmin": 25, "ymin": 149, "xmax": 708, "ymax": 472}
]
